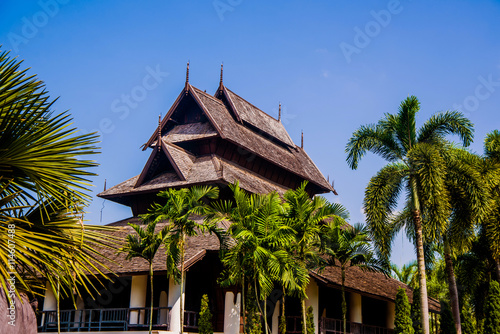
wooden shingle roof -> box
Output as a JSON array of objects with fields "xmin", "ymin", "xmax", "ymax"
[
  {"xmin": 310, "ymin": 267, "xmax": 440, "ymax": 312},
  {"xmin": 189, "ymin": 86, "xmax": 334, "ymax": 192},
  {"xmin": 99, "ymin": 150, "xmax": 290, "ymax": 204}
]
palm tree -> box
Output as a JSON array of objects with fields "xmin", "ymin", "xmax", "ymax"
[
  {"xmin": 142, "ymin": 186, "xmax": 219, "ymax": 334},
  {"xmin": 321, "ymin": 222, "xmax": 387, "ymax": 334},
  {"xmin": 120, "ymin": 218, "xmax": 170, "ymax": 334},
  {"xmin": 0, "ymin": 48, "xmax": 116, "ymax": 319},
  {"xmin": 282, "ymin": 181, "xmax": 349, "ymax": 334},
  {"xmin": 346, "ymin": 96, "xmax": 474, "ymax": 334},
  {"xmin": 483, "ymin": 130, "xmax": 500, "ymax": 280},
  {"xmin": 207, "ymin": 182, "xmax": 298, "ymax": 334},
  {"xmin": 390, "ymin": 261, "xmax": 418, "ymax": 288}
]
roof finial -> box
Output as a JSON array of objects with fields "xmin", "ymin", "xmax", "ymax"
[
  {"xmin": 301, "ymin": 130, "xmax": 304, "ymax": 149},
  {"xmin": 278, "ymin": 103, "xmax": 281, "ymax": 122},
  {"xmin": 220, "ymin": 63, "xmax": 224, "ymax": 87},
  {"xmin": 157, "ymin": 114, "xmax": 162, "ymax": 151},
  {"xmin": 185, "ymin": 61, "xmax": 190, "ymax": 87}
]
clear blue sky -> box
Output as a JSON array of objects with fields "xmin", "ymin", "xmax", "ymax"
[{"xmin": 2, "ymin": 0, "xmax": 500, "ymax": 267}]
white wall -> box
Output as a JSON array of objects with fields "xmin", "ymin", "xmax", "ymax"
[
  {"xmin": 386, "ymin": 301, "xmax": 395, "ymax": 329},
  {"xmin": 349, "ymin": 292, "xmax": 362, "ymax": 324},
  {"xmin": 224, "ymin": 291, "xmax": 241, "ymax": 334},
  {"xmin": 129, "ymin": 275, "xmax": 148, "ymax": 324},
  {"xmin": 168, "ymin": 276, "xmax": 185, "ymax": 334},
  {"xmin": 305, "ymin": 280, "xmax": 319, "ymax": 334}
]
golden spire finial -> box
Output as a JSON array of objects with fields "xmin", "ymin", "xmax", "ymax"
[
  {"xmin": 185, "ymin": 61, "xmax": 190, "ymax": 86},
  {"xmin": 278, "ymin": 103, "xmax": 281, "ymax": 122}
]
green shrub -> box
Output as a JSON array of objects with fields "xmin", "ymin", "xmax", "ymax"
[
  {"xmin": 461, "ymin": 300, "xmax": 477, "ymax": 334},
  {"xmin": 305, "ymin": 306, "xmax": 314, "ymax": 334},
  {"xmin": 394, "ymin": 288, "xmax": 414, "ymax": 334},
  {"xmin": 411, "ymin": 285, "xmax": 422, "ymax": 334},
  {"xmin": 440, "ymin": 301, "xmax": 457, "ymax": 334},
  {"xmin": 199, "ymin": 294, "xmax": 213, "ymax": 334},
  {"xmin": 484, "ymin": 280, "xmax": 500, "ymax": 334}
]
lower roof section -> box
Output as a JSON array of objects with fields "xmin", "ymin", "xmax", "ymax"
[{"xmin": 98, "ymin": 154, "xmax": 290, "ymax": 206}]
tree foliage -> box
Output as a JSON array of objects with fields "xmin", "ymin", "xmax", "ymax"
[
  {"xmin": 199, "ymin": 294, "xmax": 214, "ymax": 334},
  {"xmin": 484, "ymin": 280, "xmax": 500, "ymax": 334},
  {"xmin": 0, "ymin": 48, "xmax": 116, "ymax": 302},
  {"xmin": 440, "ymin": 301, "xmax": 457, "ymax": 334},
  {"xmin": 394, "ymin": 287, "xmax": 414, "ymax": 334}
]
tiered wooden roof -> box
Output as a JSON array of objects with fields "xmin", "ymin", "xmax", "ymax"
[{"xmin": 98, "ymin": 74, "xmax": 335, "ymax": 213}]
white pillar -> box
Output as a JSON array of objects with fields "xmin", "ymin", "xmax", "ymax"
[
  {"xmin": 272, "ymin": 300, "xmax": 280, "ymax": 334},
  {"xmin": 42, "ymin": 281, "xmax": 57, "ymax": 326},
  {"xmin": 224, "ymin": 291, "xmax": 241, "ymax": 334},
  {"xmin": 305, "ymin": 280, "xmax": 319, "ymax": 334},
  {"xmin": 73, "ymin": 296, "xmax": 85, "ymax": 328},
  {"xmin": 159, "ymin": 290, "xmax": 169, "ymax": 325},
  {"xmin": 129, "ymin": 275, "xmax": 148, "ymax": 325},
  {"xmin": 386, "ymin": 301, "xmax": 395, "ymax": 329},
  {"xmin": 43, "ymin": 281, "xmax": 57, "ymax": 311},
  {"xmin": 349, "ymin": 293, "xmax": 362, "ymax": 324},
  {"xmin": 168, "ymin": 277, "xmax": 185, "ymax": 334}
]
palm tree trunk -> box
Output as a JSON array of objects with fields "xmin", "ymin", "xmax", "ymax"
[
  {"xmin": 281, "ymin": 286, "xmax": 286, "ymax": 334},
  {"xmin": 411, "ymin": 216, "xmax": 430, "ymax": 333},
  {"xmin": 444, "ymin": 241, "xmax": 461, "ymax": 334},
  {"xmin": 495, "ymin": 258, "xmax": 500, "ymax": 283},
  {"xmin": 341, "ymin": 267, "xmax": 346, "ymax": 334},
  {"xmin": 57, "ymin": 279, "xmax": 61, "ymax": 334},
  {"xmin": 242, "ymin": 279, "xmax": 246, "ymax": 334},
  {"xmin": 411, "ymin": 177, "xmax": 430, "ymax": 334},
  {"xmin": 180, "ymin": 234, "xmax": 185, "ymax": 334},
  {"xmin": 149, "ymin": 262, "xmax": 154, "ymax": 334},
  {"xmin": 301, "ymin": 297, "xmax": 307, "ymax": 334},
  {"xmin": 264, "ymin": 298, "xmax": 269, "ymax": 334}
]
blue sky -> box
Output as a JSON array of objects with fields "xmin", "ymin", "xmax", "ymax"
[{"xmin": 1, "ymin": 0, "xmax": 500, "ymax": 267}]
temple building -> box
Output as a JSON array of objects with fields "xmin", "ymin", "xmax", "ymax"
[{"xmin": 37, "ymin": 66, "xmax": 440, "ymax": 334}]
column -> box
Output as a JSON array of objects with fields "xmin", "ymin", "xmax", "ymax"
[
  {"xmin": 129, "ymin": 275, "xmax": 148, "ymax": 325},
  {"xmin": 168, "ymin": 276, "xmax": 185, "ymax": 333},
  {"xmin": 305, "ymin": 280, "xmax": 319, "ymax": 334},
  {"xmin": 159, "ymin": 290, "xmax": 168, "ymax": 325},
  {"xmin": 42, "ymin": 281, "xmax": 57, "ymax": 325},
  {"xmin": 386, "ymin": 301, "xmax": 395, "ymax": 329},
  {"xmin": 73, "ymin": 296, "xmax": 85, "ymax": 328},
  {"xmin": 349, "ymin": 293, "xmax": 362, "ymax": 324},
  {"xmin": 224, "ymin": 291, "xmax": 241, "ymax": 334},
  {"xmin": 272, "ymin": 300, "xmax": 280, "ymax": 334}
]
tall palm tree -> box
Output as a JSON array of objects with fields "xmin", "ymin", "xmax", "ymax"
[
  {"xmin": 346, "ymin": 96, "xmax": 474, "ymax": 334},
  {"xmin": 120, "ymin": 218, "xmax": 171, "ymax": 334},
  {"xmin": 142, "ymin": 186, "xmax": 219, "ymax": 334},
  {"xmin": 483, "ymin": 130, "xmax": 500, "ymax": 279},
  {"xmin": 321, "ymin": 222, "xmax": 387, "ymax": 334},
  {"xmin": 282, "ymin": 181, "xmax": 349, "ymax": 334},
  {"xmin": 0, "ymin": 48, "xmax": 116, "ymax": 316}
]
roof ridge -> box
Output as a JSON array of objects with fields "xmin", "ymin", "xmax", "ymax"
[
  {"xmin": 225, "ymin": 87, "xmax": 280, "ymax": 122},
  {"xmin": 191, "ymin": 86, "xmax": 225, "ymax": 105}
]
